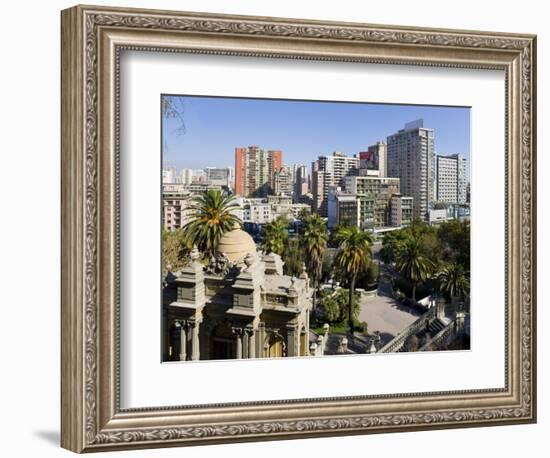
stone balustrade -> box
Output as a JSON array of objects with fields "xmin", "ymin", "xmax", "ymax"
[
  {"xmin": 377, "ymin": 305, "xmax": 437, "ymax": 354},
  {"xmin": 418, "ymin": 319, "xmax": 456, "ymax": 351},
  {"xmin": 418, "ymin": 311, "xmax": 466, "ymax": 351},
  {"xmin": 310, "ymin": 323, "xmax": 330, "ymax": 356}
]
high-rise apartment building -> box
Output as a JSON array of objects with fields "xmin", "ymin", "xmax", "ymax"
[
  {"xmin": 191, "ymin": 169, "xmax": 206, "ymax": 183},
  {"xmin": 234, "ymin": 146, "xmax": 283, "ymax": 197},
  {"xmin": 162, "ymin": 190, "xmax": 191, "ymax": 231},
  {"xmin": 327, "ymin": 176, "xmax": 412, "ymax": 230},
  {"xmin": 311, "ymin": 152, "xmax": 359, "ymax": 216},
  {"xmin": 359, "ymin": 141, "xmax": 387, "ymax": 177},
  {"xmin": 293, "ymin": 164, "xmax": 309, "ymax": 199},
  {"xmin": 327, "ymin": 189, "xmax": 360, "ymax": 229},
  {"xmin": 227, "ymin": 166, "xmax": 235, "ymax": 192},
  {"xmin": 390, "ymin": 194, "xmax": 414, "ymax": 227},
  {"xmin": 162, "ymin": 167, "xmax": 178, "ymax": 184},
  {"xmin": 435, "ymin": 153, "xmax": 468, "ymax": 204},
  {"xmin": 205, "ymin": 167, "xmax": 231, "ymax": 189},
  {"xmin": 387, "ymin": 119, "xmax": 435, "ymax": 220},
  {"xmin": 344, "ymin": 175, "xmax": 401, "ymax": 229},
  {"xmin": 273, "ymin": 167, "xmax": 293, "ymax": 196},
  {"xmin": 180, "ymin": 168, "xmax": 193, "ymax": 185}
]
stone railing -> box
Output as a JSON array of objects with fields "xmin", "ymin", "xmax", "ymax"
[
  {"xmin": 264, "ymin": 293, "xmax": 288, "ymax": 306},
  {"xmin": 418, "ymin": 319, "xmax": 457, "ymax": 351},
  {"xmin": 357, "ymin": 286, "xmax": 378, "ymax": 298},
  {"xmin": 419, "ymin": 312, "xmax": 466, "ymax": 351},
  {"xmin": 377, "ymin": 306, "xmax": 437, "ymax": 354},
  {"xmin": 310, "ymin": 324, "xmax": 330, "ymax": 356}
]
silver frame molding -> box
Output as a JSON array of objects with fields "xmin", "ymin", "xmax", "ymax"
[{"xmin": 61, "ymin": 4, "xmax": 537, "ymax": 453}]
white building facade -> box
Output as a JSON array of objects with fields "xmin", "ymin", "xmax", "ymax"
[
  {"xmin": 205, "ymin": 167, "xmax": 232, "ymax": 189},
  {"xmin": 435, "ymin": 153, "xmax": 468, "ymax": 204},
  {"xmin": 387, "ymin": 119, "xmax": 435, "ymax": 220},
  {"xmin": 180, "ymin": 168, "xmax": 193, "ymax": 185},
  {"xmin": 311, "ymin": 152, "xmax": 359, "ymax": 217}
]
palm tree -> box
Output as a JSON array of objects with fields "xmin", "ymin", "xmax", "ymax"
[
  {"xmin": 261, "ymin": 216, "xmax": 288, "ymax": 256},
  {"xmin": 395, "ymin": 236, "xmax": 435, "ymax": 302},
  {"xmin": 297, "ymin": 207, "xmax": 311, "ymax": 221},
  {"xmin": 282, "ymin": 239, "xmax": 303, "ymax": 277},
  {"xmin": 183, "ymin": 190, "xmax": 241, "ymax": 258},
  {"xmin": 438, "ymin": 263, "xmax": 470, "ymax": 303},
  {"xmin": 300, "ymin": 214, "xmax": 329, "ymax": 303},
  {"xmin": 334, "ymin": 226, "xmax": 372, "ymax": 336}
]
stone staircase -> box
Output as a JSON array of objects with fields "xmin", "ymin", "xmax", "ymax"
[
  {"xmin": 429, "ymin": 317, "xmax": 449, "ymax": 334},
  {"xmin": 392, "ymin": 317, "xmax": 448, "ymax": 352},
  {"xmin": 378, "ymin": 300, "xmax": 466, "ymax": 354}
]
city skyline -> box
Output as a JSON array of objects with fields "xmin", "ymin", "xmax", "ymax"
[
  {"xmin": 161, "ymin": 94, "xmax": 471, "ymax": 179},
  {"xmin": 161, "ymin": 95, "xmax": 472, "ymax": 362}
]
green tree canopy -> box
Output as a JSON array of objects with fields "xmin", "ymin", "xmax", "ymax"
[
  {"xmin": 395, "ymin": 236, "xmax": 435, "ymax": 301},
  {"xmin": 380, "ymin": 229, "xmax": 411, "ymax": 265},
  {"xmin": 316, "ymin": 288, "xmax": 360, "ymax": 324},
  {"xmin": 334, "ymin": 226, "xmax": 372, "ymax": 335},
  {"xmin": 438, "ymin": 263, "xmax": 470, "ymax": 301},
  {"xmin": 437, "ymin": 219, "xmax": 470, "ymax": 270},
  {"xmin": 379, "ymin": 218, "xmax": 469, "ymax": 302},
  {"xmin": 261, "ymin": 216, "xmax": 289, "ymax": 256},
  {"xmin": 162, "ymin": 228, "xmax": 192, "ymax": 273},
  {"xmin": 300, "ymin": 214, "xmax": 329, "ymax": 289},
  {"xmin": 297, "ymin": 207, "xmax": 311, "ymax": 221},
  {"xmin": 380, "ymin": 220, "xmax": 442, "ymax": 269},
  {"xmin": 282, "ymin": 238, "xmax": 303, "ymax": 277}
]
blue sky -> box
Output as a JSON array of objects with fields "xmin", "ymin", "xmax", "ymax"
[{"xmin": 162, "ymin": 95, "xmax": 470, "ymax": 176}]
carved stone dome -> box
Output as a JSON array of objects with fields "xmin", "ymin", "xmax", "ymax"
[{"xmin": 217, "ymin": 222, "xmax": 257, "ymax": 262}]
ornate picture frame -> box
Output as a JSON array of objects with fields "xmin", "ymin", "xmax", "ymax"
[{"xmin": 61, "ymin": 4, "xmax": 536, "ymax": 453}]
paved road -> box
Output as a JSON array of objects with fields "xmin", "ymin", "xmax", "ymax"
[{"xmin": 357, "ymin": 292, "xmax": 420, "ymax": 343}]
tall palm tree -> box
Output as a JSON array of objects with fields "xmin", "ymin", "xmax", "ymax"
[
  {"xmin": 334, "ymin": 226, "xmax": 372, "ymax": 336},
  {"xmin": 300, "ymin": 214, "xmax": 329, "ymax": 303},
  {"xmin": 261, "ymin": 216, "xmax": 288, "ymax": 256},
  {"xmin": 183, "ymin": 190, "xmax": 241, "ymax": 258},
  {"xmin": 395, "ymin": 236, "xmax": 435, "ymax": 302},
  {"xmin": 438, "ymin": 263, "xmax": 470, "ymax": 302},
  {"xmin": 282, "ymin": 239, "xmax": 303, "ymax": 277}
]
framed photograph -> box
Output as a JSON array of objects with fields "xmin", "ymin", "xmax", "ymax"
[{"xmin": 61, "ymin": 4, "xmax": 537, "ymax": 453}]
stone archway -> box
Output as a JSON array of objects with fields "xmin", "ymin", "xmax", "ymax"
[
  {"xmin": 265, "ymin": 331, "xmax": 286, "ymax": 358},
  {"xmin": 210, "ymin": 321, "xmax": 236, "ymax": 360},
  {"xmin": 167, "ymin": 321, "xmax": 181, "ymax": 361}
]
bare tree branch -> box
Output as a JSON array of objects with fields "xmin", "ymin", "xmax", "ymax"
[{"xmin": 162, "ymin": 96, "xmax": 187, "ymax": 136}]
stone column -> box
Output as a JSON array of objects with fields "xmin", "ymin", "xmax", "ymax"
[
  {"xmin": 257, "ymin": 324, "xmax": 266, "ymax": 358},
  {"xmin": 301, "ymin": 331, "xmax": 308, "ymax": 357},
  {"xmin": 437, "ymin": 297, "xmax": 446, "ymax": 320},
  {"xmin": 310, "ymin": 342, "xmax": 318, "ymax": 356},
  {"xmin": 340, "ymin": 337, "xmax": 349, "ymax": 354},
  {"xmin": 316, "ymin": 335, "xmax": 324, "ymax": 356},
  {"xmin": 162, "ymin": 314, "xmax": 170, "ymax": 361},
  {"xmin": 235, "ymin": 331, "xmax": 243, "ymax": 359},
  {"xmin": 179, "ymin": 322, "xmax": 187, "ymax": 361},
  {"xmin": 286, "ymin": 325, "xmax": 298, "ymax": 357},
  {"xmin": 455, "ymin": 311, "xmax": 466, "ymax": 332},
  {"xmin": 304, "ymin": 313, "xmax": 311, "ymax": 357},
  {"xmin": 247, "ymin": 329, "xmax": 256, "ymax": 359},
  {"xmin": 368, "ymin": 338, "xmax": 376, "ymax": 354},
  {"xmin": 191, "ymin": 322, "xmax": 200, "ymax": 361},
  {"xmin": 242, "ymin": 331, "xmax": 249, "ymax": 359}
]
